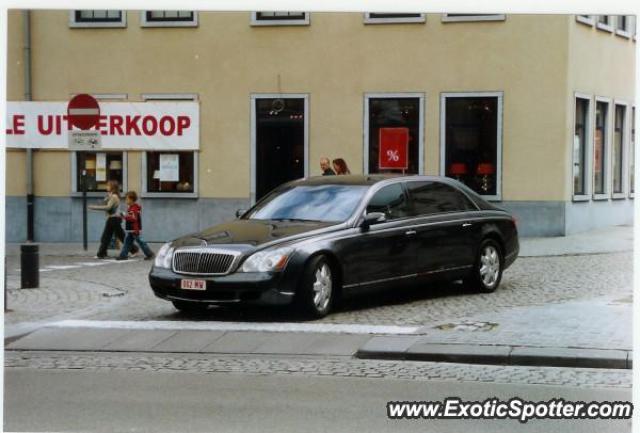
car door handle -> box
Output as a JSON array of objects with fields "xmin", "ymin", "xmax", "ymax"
[
  {"xmin": 405, "ymin": 230, "xmax": 417, "ymax": 236},
  {"xmin": 462, "ymin": 223, "xmax": 473, "ymax": 228}
]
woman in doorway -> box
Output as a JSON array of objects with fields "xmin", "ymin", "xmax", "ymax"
[
  {"xmin": 89, "ymin": 180, "xmax": 137, "ymax": 259},
  {"xmin": 332, "ymin": 158, "xmax": 351, "ymax": 175}
]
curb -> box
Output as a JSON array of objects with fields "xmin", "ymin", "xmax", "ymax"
[{"xmin": 356, "ymin": 337, "xmax": 632, "ymax": 370}]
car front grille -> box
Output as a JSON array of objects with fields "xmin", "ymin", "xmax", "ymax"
[{"xmin": 172, "ymin": 249, "xmax": 238, "ymax": 275}]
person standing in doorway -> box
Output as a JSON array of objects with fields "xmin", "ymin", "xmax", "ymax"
[
  {"xmin": 320, "ymin": 157, "xmax": 335, "ymax": 176},
  {"xmin": 116, "ymin": 191, "xmax": 154, "ymax": 261},
  {"xmin": 332, "ymin": 158, "xmax": 351, "ymax": 175},
  {"xmin": 89, "ymin": 180, "xmax": 137, "ymax": 259}
]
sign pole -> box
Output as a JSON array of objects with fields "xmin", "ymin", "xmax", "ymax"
[{"xmin": 82, "ymin": 169, "xmax": 88, "ymax": 251}]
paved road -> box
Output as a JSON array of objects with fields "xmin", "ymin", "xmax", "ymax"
[{"xmin": 5, "ymin": 359, "xmax": 631, "ymax": 433}]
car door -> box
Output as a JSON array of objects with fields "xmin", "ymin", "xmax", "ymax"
[
  {"xmin": 405, "ymin": 181, "xmax": 479, "ymax": 278},
  {"xmin": 338, "ymin": 183, "xmax": 417, "ymax": 290}
]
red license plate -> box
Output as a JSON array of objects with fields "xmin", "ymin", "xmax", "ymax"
[{"xmin": 180, "ymin": 279, "xmax": 206, "ymax": 290}]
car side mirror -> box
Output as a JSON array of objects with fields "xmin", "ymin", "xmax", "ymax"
[
  {"xmin": 361, "ymin": 212, "xmax": 386, "ymax": 231},
  {"xmin": 235, "ymin": 209, "xmax": 247, "ymax": 218}
]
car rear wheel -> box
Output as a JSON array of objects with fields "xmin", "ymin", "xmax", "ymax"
[
  {"xmin": 172, "ymin": 300, "xmax": 209, "ymax": 314},
  {"xmin": 465, "ymin": 239, "xmax": 503, "ymax": 293},
  {"xmin": 296, "ymin": 255, "xmax": 334, "ymax": 319}
]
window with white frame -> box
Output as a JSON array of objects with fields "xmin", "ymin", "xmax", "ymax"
[
  {"xmin": 364, "ymin": 13, "xmax": 425, "ymax": 24},
  {"xmin": 251, "ymin": 12, "xmax": 309, "ymax": 26},
  {"xmin": 596, "ymin": 15, "xmax": 613, "ymax": 31},
  {"xmin": 442, "ymin": 93, "xmax": 502, "ymax": 199},
  {"xmin": 141, "ymin": 94, "xmax": 198, "ymax": 196},
  {"xmin": 573, "ymin": 97, "xmax": 590, "ymax": 197},
  {"xmin": 594, "ymin": 100, "xmax": 610, "ymax": 196},
  {"xmin": 576, "ymin": 15, "xmax": 595, "ymax": 26},
  {"xmin": 141, "ymin": 11, "xmax": 197, "ymax": 27},
  {"xmin": 70, "ymin": 10, "xmax": 126, "ymax": 28},
  {"xmin": 612, "ymin": 104, "xmax": 626, "ymax": 195},
  {"xmin": 442, "ymin": 14, "xmax": 506, "ymax": 22},
  {"xmin": 615, "ymin": 15, "xmax": 632, "ymax": 37},
  {"xmin": 74, "ymin": 152, "xmax": 125, "ymax": 193},
  {"xmin": 631, "ymin": 107, "xmax": 636, "ymax": 195}
]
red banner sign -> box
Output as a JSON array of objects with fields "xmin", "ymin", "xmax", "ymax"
[{"xmin": 379, "ymin": 127, "xmax": 409, "ymax": 170}]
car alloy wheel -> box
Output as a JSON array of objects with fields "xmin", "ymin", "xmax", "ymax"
[
  {"xmin": 312, "ymin": 262, "xmax": 333, "ymax": 312},
  {"xmin": 297, "ymin": 255, "xmax": 334, "ymax": 318},
  {"xmin": 465, "ymin": 239, "xmax": 503, "ymax": 293}
]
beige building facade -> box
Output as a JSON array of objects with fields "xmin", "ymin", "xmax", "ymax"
[{"xmin": 5, "ymin": 10, "xmax": 637, "ymax": 241}]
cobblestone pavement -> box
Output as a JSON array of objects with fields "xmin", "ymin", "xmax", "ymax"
[
  {"xmin": 5, "ymin": 251, "xmax": 633, "ymax": 327},
  {"xmin": 4, "ymin": 351, "xmax": 631, "ymax": 389}
]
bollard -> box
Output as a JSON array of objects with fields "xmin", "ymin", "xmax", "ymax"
[{"xmin": 20, "ymin": 243, "xmax": 39, "ymax": 289}]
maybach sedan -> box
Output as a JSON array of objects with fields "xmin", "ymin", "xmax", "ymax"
[{"xmin": 149, "ymin": 175, "xmax": 519, "ymax": 318}]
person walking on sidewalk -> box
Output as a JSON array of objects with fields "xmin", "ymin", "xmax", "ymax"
[
  {"xmin": 89, "ymin": 180, "xmax": 138, "ymax": 259},
  {"xmin": 116, "ymin": 191, "xmax": 154, "ymax": 261}
]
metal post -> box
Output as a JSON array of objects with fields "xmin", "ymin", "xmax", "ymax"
[
  {"xmin": 82, "ymin": 170, "xmax": 88, "ymax": 251},
  {"xmin": 24, "ymin": 11, "xmax": 34, "ymax": 242},
  {"xmin": 20, "ymin": 244, "xmax": 39, "ymax": 289}
]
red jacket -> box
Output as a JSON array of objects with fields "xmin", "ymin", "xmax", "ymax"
[{"xmin": 122, "ymin": 203, "xmax": 143, "ymax": 235}]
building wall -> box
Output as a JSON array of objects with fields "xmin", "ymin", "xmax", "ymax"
[{"xmin": 4, "ymin": 11, "xmax": 636, "ymax": 241}]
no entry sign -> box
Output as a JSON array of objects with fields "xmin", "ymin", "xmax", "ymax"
[
  {"xmin": 67, "ymin": 94, "xmax": 100, "ymax": 130},
  {"xmin": 379, "ymin": 127, "xmax": 409, "ymax": 170}
]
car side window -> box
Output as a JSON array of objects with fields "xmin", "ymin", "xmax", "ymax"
[
  {"xmin": 406, "ymin": 181, "xmax": 476, "ymax": 216},
  {"xmin": 366, "ymin": 184, "xmax": 410, "ymax": 221}
]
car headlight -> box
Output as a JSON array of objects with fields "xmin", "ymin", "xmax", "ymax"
[
  {"xmin": 154, "ymin": 243, "xmax": 175, "ymax": 269},
  {"xmin": 240, "ymin": 247, "xmax": 294, "ymax": 273}
]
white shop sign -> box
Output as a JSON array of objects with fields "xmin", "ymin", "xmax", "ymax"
[{"xmin": 6, "ymin": 101, "xmax": 200, "ymax": 150}]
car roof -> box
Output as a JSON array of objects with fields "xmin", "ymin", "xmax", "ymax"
[{"xmin": 294, "ymin": 174, "xmax": 459, "ymax": 187}]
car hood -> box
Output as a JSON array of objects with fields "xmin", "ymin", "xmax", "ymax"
[{"xmin": 171, "ymin": 219, "xmax": 338, "ymax": 250}]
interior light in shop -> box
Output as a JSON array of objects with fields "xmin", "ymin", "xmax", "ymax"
[
  {"xmin": 85, "ymin": 160, "xmax": 96, "ymax": 170},
  {"xmin": 109, "ymin": 160, "xmax": 122, "ymax": 170}
]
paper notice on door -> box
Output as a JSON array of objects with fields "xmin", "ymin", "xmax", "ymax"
[
  {"xmin": 96, "ymin": 152, "xmax": 107, "ymax": 181},
  {"xmin": 159, "ymin": 154, "xmax": 180, "ymax": 182}
]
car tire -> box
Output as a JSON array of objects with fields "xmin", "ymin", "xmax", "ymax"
[
  {"xmin": 464, "ymin": 238, "xmax": 503, "ymax": 293},
  {"xmin": 172, "ymin": 300, "xmax": 209, "ymax": 314},
  {"xmin": 296, "ymin": 255, "xmax": 335, "ymax": 319}
]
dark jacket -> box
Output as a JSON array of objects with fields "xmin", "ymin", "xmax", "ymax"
[
  {"xmin": 322, "ymin": 168, "xmax": 336, "ymax": 176},
  {"xmin": 122, "ymin": 203, "xmax": 143, "ymax": 235}
]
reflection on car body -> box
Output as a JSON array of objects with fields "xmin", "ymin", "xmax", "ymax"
[{"xmin": 149, "ymin": 175, "xmax": 519, "ymax": 318}]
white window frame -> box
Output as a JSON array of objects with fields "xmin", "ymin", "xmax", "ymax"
[
  {"xmin": 250, "ymin": 12, "xmax": 310, "ymax": 26},
  {"xmin": 140, "ymin": 93, "xmax": 199, "ymax": 198},
  {"xmin": 441, "ymin": 14, "xmax": 506, "ymax": 23},
  {"xmin": 630, "ymin": 106, "xmax": 636, "ymax": 198},
  {"xmin": 250, "ymin": 93, "xmax": 309, "ymax": 205},
  {"xmin": 140, "ymin": 11, "xmax": 198, "ymax": 28},
  {"xmin": 71, "ymin": 151, "xmax": 128, "ymax": 197},
  {"xmin": 363, "ymin": 92, "xmax": 425, "ymax": 177},
  {"xmin": 363, "ymin": 13, "xmax": 426, "ymax": 24},
  {"xmin": 572, "ymin": 93, "xmax": 593, "ymax": 202},
  {"xmin": 611, "ymin": 100, "xmax": 630, "ymax": 199},
  {"xmin": 69, "ymin": 10, "xmax": 127, "ymax": 28},
  {"xmin": 593, "ymin": 96, "xmax": 612, "ymax": 200},
  {"xmin": 440, "ymin": 91, "xmax": 503, "ymax": 201},
  {"xmin": 596, "ymin": 15, "xmax": 614, "ymax": 32},
  {"xmin": 576, "ymin": 15, "xmax": 595, "ymax": 26},
  {"xmin": 615, "ymin": 15, "xmax": 632, "ymax": 38}
]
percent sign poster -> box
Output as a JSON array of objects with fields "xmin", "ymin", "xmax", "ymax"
[{"xmin": 378, "ymin": 127, "xmax": 409, "ymax": 170}]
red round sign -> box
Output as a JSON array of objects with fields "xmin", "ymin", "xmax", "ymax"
[{"xmin": 67, "ymin": 94, "xmax": 100, "ymax": 130}]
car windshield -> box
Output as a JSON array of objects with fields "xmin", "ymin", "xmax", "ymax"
[{"xmin": 246, "ymin": 184, "xmax": 369, "ymax": 223}]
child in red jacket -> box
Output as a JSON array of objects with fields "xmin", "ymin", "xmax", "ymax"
[{"xmin": 116, "ymin": 191, "xmax": 155, "ymax": 261}]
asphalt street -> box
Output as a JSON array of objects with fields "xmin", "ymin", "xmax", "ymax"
[{"xmin": 4, "ymin": 365, "xmax": 631, "ymax": 433}]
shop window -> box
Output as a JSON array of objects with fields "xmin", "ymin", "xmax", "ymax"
[
  {"xmin": 596, "ymin": 15, "xmax": 613, "ymax": 32},
  {"xmin": 573, "ymin": 97, "xmax": 590, "ymax": 197},
  {"xmin": 612, "ymin": 104, "xmax": 626, "ymax": 195},
  {"xmin": 144, "ymin": 151, "xmax": 196, "ymax": 195},
  {"xmin": 364, "ymin": 13, "xmax": 425, "ymax": 24},
  {"xmin": 366, "ymin": 95, "xmax": 422, "ymax": 176},
  {"xmin": 442, "ymin": 93, "xmax": 502, "ymax": 199},
  {"xmin": 75, "ymin": 152, "xmax": 124, "ymax": 193},
  {"xmin": 251, "ymin": 12, "xmax": 309, "ymax": 26},
  {"xmin": 442, "ymin": 14, "xmax": 506, "ymax": 22},
  {"xmin": 70, "ymin": 10, "xmax": 126, "ymax": 28},
  {"xmin": 141, "ymin": 11, "xmax": 197, "ymax": 27},
  {"xmin": 631, "ymin": 107, "xmax": 636, "ymax": 196},
  {"xmin": 594, "ymin": 100, "xmax": 610, "ymax": 197}
]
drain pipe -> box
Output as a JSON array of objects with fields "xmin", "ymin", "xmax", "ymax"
[{"xmin": 23, "ymin": 10, "xmax": 34, "ymax": 241}]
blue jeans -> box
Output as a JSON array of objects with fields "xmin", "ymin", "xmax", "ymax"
[{"xmin": 119, "ymin": 233, "xmax": 154, "ymax": 258}]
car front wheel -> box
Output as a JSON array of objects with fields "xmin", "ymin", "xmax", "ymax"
[
  {"xmin": 296, "ymin": 255, "xmax": 334, "ymax": 319},
  {"xmin": 465, "ymin": 239, "xmax": 503, "ymax": 293}
]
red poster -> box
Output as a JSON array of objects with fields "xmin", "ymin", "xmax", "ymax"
[{"xmin": 379, "ymin": 127, "xmax": 409, "ymax": 170}]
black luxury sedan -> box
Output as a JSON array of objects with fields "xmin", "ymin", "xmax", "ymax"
[{"xmin": 149, "ymin": 175, "xmax": 519, "ymax": 318}]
